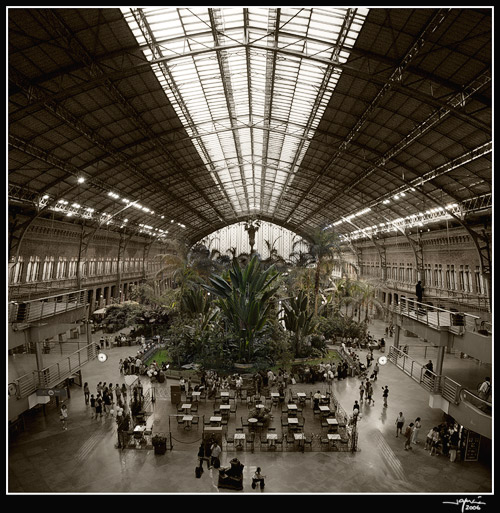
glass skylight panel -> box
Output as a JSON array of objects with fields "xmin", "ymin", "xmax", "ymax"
[{"xmin": 121, "ymin": 7, "xmax": 368, "ymax": 217}]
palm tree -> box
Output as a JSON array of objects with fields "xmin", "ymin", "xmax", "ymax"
[
  {"xmin": 281, "ymin": 290, "xmax": 317, "ymax": 357},
  {"xmin": 302, "ymin": 228, "xmax": 342, "ymax": 315},
  {"xmin": 202, "ymin": 255, "xmax": 280, "ymax": 362}
]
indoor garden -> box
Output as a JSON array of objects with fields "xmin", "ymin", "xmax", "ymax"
[{"xmin": 96, "ymin": 225, "xmax": 384, "ymax": 374}]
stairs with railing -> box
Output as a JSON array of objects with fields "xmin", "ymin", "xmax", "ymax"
[{"xmin": 388, "ymin": 346, "xmax": 491, "ymax": 438}]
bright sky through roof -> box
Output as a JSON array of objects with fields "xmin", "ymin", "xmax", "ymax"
[{"xmin": 121, "ymin": 7, "xmax": 368, "ymax": 217}]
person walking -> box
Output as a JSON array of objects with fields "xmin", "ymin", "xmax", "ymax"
[
  {"xmin": 251, "ymin": 467, "xmax": 266, "ymax": 490},
  {"xmin": 404, "ymin": 423, "xmax": 414, "ymax": 450},
  {"xmin": 411, "ymin": 417, "xmax": 422, "ymax": 444},
  {"xmin": 359, "ymin": 381, "xmax": 366, "ymax": 402},
  {"xmin": 382, "ymin": 385, "xmax": 389, "ymax": 407},
  {"xmin": 430, "ymin": 427, "xmax": 441, "ymax": 455},
  {"xmin": 395, "ymin": 412, "xmax": 405, "ymax": 437},
  {"xmin": 478, "ymin": 377, "xmax": 491, "ymax": 401},
  {"xmin": 83, "ymin": 382, "xmax": 90, "ymax": 405},
  {"xmin": 90, "ymin": 394, "xmax": 96, "ymax": 418},
  {"xmin": 365, "ymin": 381, "xmax": 374, "ymax": 405},
  {"xmin": 209, "ymin": 441, "xmax": 222, "ymax": 469},
  {"xmin": 95, "ymin": 395, "xmax": 103, "ymax": 418},
  {"xmin": 372, "ymin": 362, "xmax": 379, "ymax": 380},
  {"xmin": 59, "ymin": 404, "xmax": 68, "ymax": 430}
]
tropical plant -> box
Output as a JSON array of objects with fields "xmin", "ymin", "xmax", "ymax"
[
  {"xmin": 202, "ymin": 255, "xmax": 280, "ymax": 363},
  {"xmin": 281, "ymin": 290, "xmax": 318, "ymax": 358}
]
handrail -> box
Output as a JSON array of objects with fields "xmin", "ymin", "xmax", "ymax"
[
  {"xmin": 12, "ymin": 342, "xmax": 98, "ymax": 399},
  {"xmin": 390, "ymin": 297, "xmax": 479, "ymax": 333},
  {"xmin": 460, "ymin": 388, "xmax": 492, "ymax": 417},
  {"xmin": 9, "ymin": 289, "xmax": 87, "ymax": 324},
  {"xmin": 388, "ymin": 346, "xmax": 490, "ymax": 415}
]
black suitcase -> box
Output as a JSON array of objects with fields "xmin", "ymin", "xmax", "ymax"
[{"xmin": 195, "ymin": 465, "xmax": 203, "ymax": 478}]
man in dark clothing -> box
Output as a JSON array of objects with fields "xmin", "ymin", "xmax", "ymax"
[{"xmin": 416, "ymin": 281, "xmax": 423, "ymax": 303}]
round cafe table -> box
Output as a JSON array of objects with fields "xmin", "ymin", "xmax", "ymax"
[{"xmin": 248, "ymin": 417, "xmax": 258, "ymax": 430}]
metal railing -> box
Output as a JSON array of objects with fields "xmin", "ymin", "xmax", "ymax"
[
  {"xmin": 12, "ymin": 342, "xmax": 99, "ymax": 399},
  {"xmin": 8, "ymin": 289, "xmax": 87, "ymax": 324},
  {"xmin": 388, "ymin": 346, "xmax": 489, "ymax": 413},
  {"xmin": 459, "ymin": 389, "xmax": 492, "ymax": 416},
  {"xmin": 390, "ymin": 298, "xmax": 480, "ymax": 334}
]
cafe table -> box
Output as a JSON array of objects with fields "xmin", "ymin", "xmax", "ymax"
[
  {"xmin": 248, "ymin": 417, "xmax": 258, "ymax": 430},
  {"xmin": 182, "ymin": 415, "xmax": 193, "ymax": 429},
  {"xmin": 181, "ymin": 403, "xmax": 192, "ymax": 413},
  {"xmin": 288, "ymin": 417, "xmax": 298, "ymax": 425},
  {"xmin": 319, "ymin": 405, "xmax": 330, "ymax": 416},
  {"xmin": 270, "ymin": 392, "xmax": 280, "ymax": 398},
  {"xmin": 221, "ymin": 391, "xmax": 230, "ymax": 397},
  {"xmin": 327, "ymin": 433, "xmax": 341, "ymax": 449},
  {"xmin": 255, "ymin": 404, "xmax": 265, "ymax": 409},
  {"xmin": 219, "ymin": 404, "xmax": 231, "ymax": 410},
  {"xmin": 287, "ymin": 403, "xmax": 297, "ymax": 410},
  {"xmin": 327, "ymin": 418, "xmax": 338, "ymax": 427},
  {"xmin": 210, "ymin": 416, "xmax": 222, "ymax": 425},
  {"xmin": 294, "ymin": 432, "xmax": 305, "ymax": 449},
  {"xmin": 267, "ymin": 433, "xmax": 278, "ymax": 448},
  {"xmin": 296, "ymin": 392, "xmax": 306, "ymax": 398},
  {"xmin": 234, "ymin": 433, "xmax": 246, "ymax": 449},
  {"xmin": 191, "ymin": 391, "xmax": 201, "ymax": 401}
]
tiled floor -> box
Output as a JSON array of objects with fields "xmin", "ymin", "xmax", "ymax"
[{"xmin": 8, "ymin": 319, "xmax": 492, "ymax": 494}]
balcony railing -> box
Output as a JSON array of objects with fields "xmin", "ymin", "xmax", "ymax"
[
  {"xmin": 389, "ymin": 297, "xmax": 480, "ymax": 334},
  {"xmin": 11, "ymin": 342, "xmax": 99, "ymax": 399},
  {"xmin": 388, "ymin": 346, "xmax": 490, "ymax": 414},
  {"xmin": 9, "ymin": 290, "xmax": 87, "ymax": 324}
]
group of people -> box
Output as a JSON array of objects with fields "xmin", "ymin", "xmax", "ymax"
[{"xmin": 197, "ymin": 440, "xmax": 265, "ymax": 490}]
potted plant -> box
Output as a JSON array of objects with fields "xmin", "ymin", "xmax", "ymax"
[{"xmin": 152, "ymin": 434, "xmax": 167, "ymax": 454}]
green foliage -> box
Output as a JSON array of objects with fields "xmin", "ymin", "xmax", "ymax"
[
  {"xmin": 281, "ymin": 290, "xmax": 317, "ymax": 358},
  {"xmin": 99, "ymin": 302, "xmax": 142, "ymax": 333},
  {"xmin": 202, "ymin": 255, "xmax": 280, "ymax": 363}
]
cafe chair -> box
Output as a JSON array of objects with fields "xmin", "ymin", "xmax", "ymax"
[
  {"xmin": 191, "ymin": 416, "xmax": 199, "ymax": 427},
  {"xmin": 241, "ymin": 417, "xmax": 249, "ymax": 429},
  {"xmin": 225, "ymin": 434, "xmax": 235, "ymax": 450},
  {"xmin": 176, "ymin": 403, "xmax": 184, "ymax": 413},
  {"xmin": 268, "ymin": 426, "xmax": 276, "ymax": 432},
  {"xmin": 190, "ymin": 403, "xmax": 198, "ymax": 413},
  {"xmin": 239, "ymin": 389, "xmax": 248, "ymax": 404},
  {"xmin": 320, "ymin": 438, "xmax": 331, "ymax": 451},
  {"xmin": 230, "ymin": 404, "xmax": 237, "ymax": 416},
  {"xmin": 280, "ymin": 418, "xmax": 288, "ymax": 429},
  {"xmin": 221, "ymin": 416, "xmax": 228, "ymax": 427},
  {"xmin": 235, "ymin": 426, "xmax": 244, "ymax": 432},
  {"xmin": 274, "ymin": 435, "xmax": 284, "ymax": 451},
  {"xmin": 284, "ymin": 435, "xmax": 295, "ymax": 451},
  {"xmin": 259, "ymin": 435, "xmax": 269, "ymax": 450},
  {"xmin": 203, "ymin": 416, "xmax": 211, "ymax": 426},
  {"xmin": 176, "ymin": 416, "xmax": 184, "ymax": 426},
  {"xmin": 304, "ymin": 433, "xmax": 314, "ymax": 451},
  {"xmin": 246, "ymin": 433, "xmax": 255, "ymax": 452},
  {"xmin": 297, "ymin": 417, "xmax": 305, "ymax": 429}
]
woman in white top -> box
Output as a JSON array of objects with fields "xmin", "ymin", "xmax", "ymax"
[
  {"xmin": 59, "ymin": 404, "xmax": 68, "ymax": 430},
  {"xmin": 411, "ymin": 417, "xmax": 422, "ymax": 444}
]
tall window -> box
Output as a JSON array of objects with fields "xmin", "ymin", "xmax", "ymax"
[
  {"xmin": 450, "ymin": 264, "xmax": 456, "ymax": 290},
  {"xmin": 26, "ymin": 256, "xmax": 41, "ymax": 282},
  {"xmin": 464, "ymin": 265, "xmax": 472, "ymax": 293},
  {"xmin": 475, "ymin": 266, "xmax": 484, "ymax": 294},
  {"xmin": 56, "ymin": 257, "xmax": 67, "ymax": 279},
  {"xmin": 10, "ymin": 256, "xmax": 24, "ymax": 284},
  {"xmin": 42, "ymin": 256, "xmax": 54, "ymax": 281}
]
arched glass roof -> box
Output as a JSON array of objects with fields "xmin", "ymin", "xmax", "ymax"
[{"xmin": 120, "ymin": 7, "xmax": 369, "ymax": 216}]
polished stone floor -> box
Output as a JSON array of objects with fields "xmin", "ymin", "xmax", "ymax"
[{"xmin": 8, "ymin": 319, "xmax": 492, "ymax": 495}]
